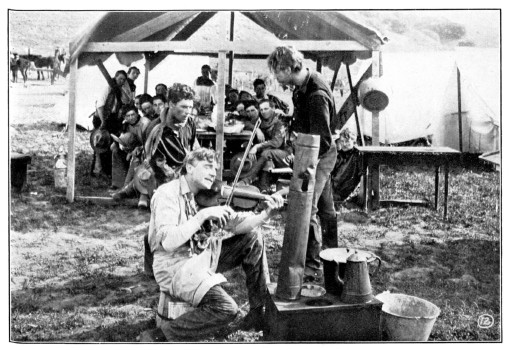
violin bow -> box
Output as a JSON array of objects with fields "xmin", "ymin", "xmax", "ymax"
[{"xmin": 225, "ymin": 118, "xmax": 262, "ymax": 207}]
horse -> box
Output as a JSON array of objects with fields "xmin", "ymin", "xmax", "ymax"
[
  {"xmin": 10, "ymin": 53, "xmax": 31, "ymax": 85},
  {"xmin": 20, "ymin": 49, "xmax": 65, "ymax": 84}
]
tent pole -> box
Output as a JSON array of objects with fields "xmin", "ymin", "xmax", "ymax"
[
  {"xmin": 316, "ymin": 57, "xmax": 322, "ymax": 73},
  {"xmin": 228, "ymin": 11, "xmax": 235, "ymax": 86},
  {"xmin": 330, "ymin": 62, "xmax": 340, "ymax": 91},
  {"xmin": 368, "ymin": 50, "xmax": 381, "ymax": 210},
  {"xmin": 215, "ymin": 12, "xmax": 229, "ymax": 180},
  {"xmin": 457, "ymin": 66, "xmax": 463, "ymax": 152},
  {"xmin": 66, "ymin": 46, "xmax": 78, "ymax": 203},
  {"xmin": 144, "ymin": 54, "xmax": 150, "ymax": 94},
  {"xmin": 216, "ymin": 51, "xmax": 227, "ymax": 180},
  {"xmin": 346, "ymin": 63, "xmax": 364, "ymax": 147}
]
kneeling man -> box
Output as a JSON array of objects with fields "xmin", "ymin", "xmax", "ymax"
[{"xmin": 146, "ymin": 148, "xmax": 283, "ymax": 341}]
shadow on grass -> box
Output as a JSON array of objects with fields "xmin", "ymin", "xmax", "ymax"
[{"xmin": 371, "ymin": 237, "xmax": 500, "ymax": 341}]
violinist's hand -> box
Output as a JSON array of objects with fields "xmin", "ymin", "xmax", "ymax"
[
  {"xmin": 270, "ymin": 192, "xmax": 285, "ymax": 208},
  {"xmin": 262, "ymin": 194, "xmax": 284, "ymax": 216},
  {"xmin": 197, "ymin": 205, "xmax": 235, "ymax": 228},
  {"xmin": 248, "ymin": 145, "xmax": 258, "ymax": 161}
]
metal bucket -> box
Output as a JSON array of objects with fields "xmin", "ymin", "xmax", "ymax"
[
  {"xmin": 358, "ymin": 77, "xmax": 391, "ymax": 112},
  {"xmin": 375, "ymin": 293, "xmax": 440, "ymax": 341}
]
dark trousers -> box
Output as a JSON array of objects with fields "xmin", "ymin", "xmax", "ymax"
[
  {"xmin": 111, "ymin": 143, "xmax": 129, "ymax": 188},
  {"xmin": 160, "ymin": 232, "xmax": 267, "ymax": 340},
  {"xmin": 241, "ymin": 148, "xmax": 293, "ymax": 190},
  {"xmin": 305, "ymin": 145, "xmax": 338, "ymax": 273}
]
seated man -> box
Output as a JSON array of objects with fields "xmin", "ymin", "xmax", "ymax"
[
  {"xmin": 252, "ymin": 78, "xmax": 290, "ymax": 117},
  {"xmin": 194, "ymin": 65, "xmax": 217, "ymax": 114},
  {"xmin": 152, "ymin": 94, "xmax": 167, "ymax": 117},
  {"xmin": 121, "ymin": 66, "xmax": 140, "ymax": 105},
  {"xmin": 227, "ymin": 100, "xmax": 259, "ymax": 131},
  {"xmin": 239, "ymin": 99, "xmax": 293, "ymax": 193},
  {"xmin": 114, "ymin": 83, "xmax": 199, "ymax": 206},
  {"xmin": 139, "ymin": 94, "xmax": 159, "ymax": 122},
  {"xmin": 331, "ymin": 128, "xmax": 363, "ymax": 202},
  {"xmin": 155, "ymin": 83, "xmax": 168, "ymax": 98},
  {"xmin": 142, "ymin": 148, "xmax": 283, "ymax": 341},
  {"xmin": 110, "ymin": 106, "xmax": 150, "ymax": 189}
]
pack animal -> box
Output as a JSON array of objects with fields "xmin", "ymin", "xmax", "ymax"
[
  {"xmin": 10, "ymin": 53, "xmax": 31, "ymax": 85},
  {"xmin": 21, "ymin": 49, "xmax": 65, "ymax": 84}
]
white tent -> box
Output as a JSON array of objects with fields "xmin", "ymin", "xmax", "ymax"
[{"xmin": 341, "ymin": 48, "xmax": 500, "ymax": 153}]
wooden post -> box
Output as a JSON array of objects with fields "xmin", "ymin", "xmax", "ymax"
[
  {"xmin": 346, "ymin": 63, "xmax": 364, "ymax": 146},
  {"xmin": 369, "ymin": 50, "xmax": 381, "ymax": 210},
  {"xmin": 144, "ymin": 54, "xmax": 150, "ymax": 94},
  {"xmin": 215, "ymin": 12, "xmax": 229, "ymax": 180},
  {"xmin": 457, "ymin": 66, "xmax": 463, "ymax": 152},
  {"xmin": 66, "ymin": 46, "xmax": 78, "ymax": 203},
  {"xmin": 316, "ymin": 57, "xmax": 322, "ymax": 73},
  {"xmin": 228, "ymin": 11, "xmax": 235, "ymax": 87}
]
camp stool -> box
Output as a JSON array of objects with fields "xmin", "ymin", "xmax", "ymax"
[{"xmin": 156, "ymin": 291, "xmax": 195, "ymax": 327}]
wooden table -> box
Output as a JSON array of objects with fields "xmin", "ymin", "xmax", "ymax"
[
  {"xmin": 358, "ymin": 146, "xmax": 461, "ymax": 219},
  {"xmin": 196, "ymin": 129, "xmax": 252, "ymax": 144}
]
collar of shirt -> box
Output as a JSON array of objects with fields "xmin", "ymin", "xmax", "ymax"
[
  {"xmin": 179, "ymin": 175, "xmax": 193, "ymax": 199},
  {"xmin": 297, "ymin": 68, "xmax": 311, "ymax": 95}
]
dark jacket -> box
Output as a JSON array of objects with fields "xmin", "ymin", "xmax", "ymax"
[
  {"xmin": 331, "ymin": 147, "xmax": 363, "ymax": 201},
  {"xmin": 291, "ymin": 70, "xmax": 336, "ymax": 158}
]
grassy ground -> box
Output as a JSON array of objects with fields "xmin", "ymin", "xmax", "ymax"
[
  {"xmin": 10, "ymin": 120, "xmax": 501, "ymax": 342},
  {"xmin": 9, "ymin": 82, "xmax": 501, "ymax": 342}
]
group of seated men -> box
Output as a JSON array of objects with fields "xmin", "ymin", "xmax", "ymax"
[{"xmin": 90, "ymin": 64, "xmax": 363, "ymax": 210}]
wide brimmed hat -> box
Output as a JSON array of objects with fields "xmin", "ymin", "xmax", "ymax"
[
  {"xmin": 133, "ymin": 165, "xmax": 156, "ymax": 195},
  {"xmin": 230, "ymin": 152, "xmax": 254, "ymax": 176},
  {"xmin": 111, "ymin": 132, "xmax": 139, "ymax": 152},
  {"xmin": 89, "ymin": 129, "xmax": 111, "ymax": 154}
]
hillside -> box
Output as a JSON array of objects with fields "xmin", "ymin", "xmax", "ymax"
[{"xmin": 8, "ymin": 10, "xmax": 499, "ymax": 57}]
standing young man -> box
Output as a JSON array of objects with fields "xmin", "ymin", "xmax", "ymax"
[{"xmin": 267, "ymin": 46, "xmax": 339, "ymax": 282}]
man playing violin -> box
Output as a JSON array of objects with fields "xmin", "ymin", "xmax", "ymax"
[{"xmin": 143, "ymin": 147, "xmax": 284, "ymax": 341}]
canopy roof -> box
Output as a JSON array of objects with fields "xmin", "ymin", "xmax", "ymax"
[{"xmin": 70, "ymin": 11, "xmax": 387, "ymax": 68}]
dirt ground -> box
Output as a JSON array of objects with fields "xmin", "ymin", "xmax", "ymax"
[{"xmin": 9, "ymin": 76, "xmax": 501, "ymax": 342}]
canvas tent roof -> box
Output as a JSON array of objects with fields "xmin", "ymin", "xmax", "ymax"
[{"xmin": 69, "ymin": 11, "xmax": 386, "ymax": 69}]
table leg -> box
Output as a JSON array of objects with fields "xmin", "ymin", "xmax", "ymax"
[
  {"xmin": 444, "ymin": 162, "xmax": 449, "ymax": 220},
  {"xmin": 434, "ymin": 166, "xmax": 440, "ymax": 210},
  {"xmin": 363, "ymin": 168, "xmax": 369, "ymax": 212}
]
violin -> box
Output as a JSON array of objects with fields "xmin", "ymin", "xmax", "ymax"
[{"xmin": 195, "ymin": 179, "xmax": 275, "ymax": 209}]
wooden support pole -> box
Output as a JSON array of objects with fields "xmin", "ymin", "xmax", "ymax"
[
  {"xmin": 457, "ymin": 66, "xmax": 463, "ymax": 152},
  {"xmin": 369, "ymin": 50, "xmax": 381, "ymax": 210},
  {"xmin": 215, "ymin": 12, "xmax": 229, "ymax": 180},
  {"xmin": 144, "ymin": 54, "xmax": 150, "ymax": 94},
  {"xmin": 316, "ymin": 57, "xmax": 322, "ymax": 73},
  {"xmin": 228, "ymin": 11, "xmax": 235, "ymax": 87},
  {"xmin": 346, "ymin": 63, "xmax": 364, "ymax": 147},
  {"xmin": 66, "ymin": 47, "xmax": 78, "ymax": 203}
]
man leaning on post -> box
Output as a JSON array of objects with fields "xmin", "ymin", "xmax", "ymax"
[{"xmin": 267, "ymin": 46, "xmax": 339, "ymax": 283}]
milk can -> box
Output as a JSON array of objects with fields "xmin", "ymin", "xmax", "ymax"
[{"xmin": 54, "ymin": 154, "xmax": 67, "ymax": 189}]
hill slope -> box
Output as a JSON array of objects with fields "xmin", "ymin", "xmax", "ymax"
[{"xmin": 9, "ymin": 10, "xmax": 499, "ymax": 57}]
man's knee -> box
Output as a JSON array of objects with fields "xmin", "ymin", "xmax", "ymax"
[{"xmin": 204, "ymin": 286, "xmax": 239, "ymax": 319}]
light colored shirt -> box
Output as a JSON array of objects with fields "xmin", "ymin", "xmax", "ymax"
[{"xmin": 148, "ymin": 176, "xmax": 251, "ymax": 306}]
